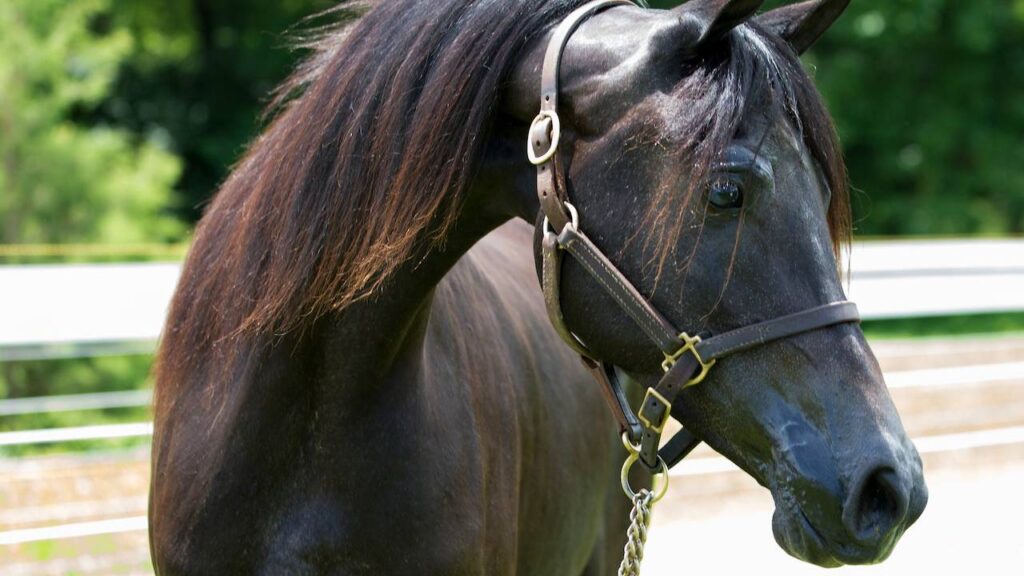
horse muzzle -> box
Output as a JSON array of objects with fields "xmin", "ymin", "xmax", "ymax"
[{"xmin": 768, "ymin": 428, "xmax": 928, "ymax": 566}]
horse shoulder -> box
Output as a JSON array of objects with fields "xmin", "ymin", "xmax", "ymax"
[{"xmin": 426, "ymin": 220, "xmax": 625, "ymax": 575}]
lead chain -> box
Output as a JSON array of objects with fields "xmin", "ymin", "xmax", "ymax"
[{"xmin": 617, "ymin": 488, "xmax": 655, "ymax": 576}]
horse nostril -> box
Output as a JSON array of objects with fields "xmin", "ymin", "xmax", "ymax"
[{"xmin": 846, "ymin": 468, "xmax": 906, "ymax": 544}]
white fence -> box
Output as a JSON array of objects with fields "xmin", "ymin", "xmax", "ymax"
[
  {"xmin": 845, "ymin": 239, "xmax": 1024, "ymax": 318},
  {"xmin": 3, "ymin": 240, "xmax": 1024, "ymax": 361},
  {"xmin": 0, "ymin": 263, "xmax": 179, "ymax": 361}
]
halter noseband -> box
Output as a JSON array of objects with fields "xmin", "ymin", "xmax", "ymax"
[{"xmin": 528, "ymin": 0, "xmax": 861, "ymax": 472}]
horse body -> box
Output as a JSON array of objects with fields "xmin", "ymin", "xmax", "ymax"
[
  {"xmin": 152, "ymin": 1, "xmax": 927, "ymax": 573},
  {"xmin": 151, "ymin": 222, "xmax": 627, "ymax": 575}
]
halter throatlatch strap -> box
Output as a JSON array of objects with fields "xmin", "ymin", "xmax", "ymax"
[{"xmin": 530, "ymin": 0, "xmax": 862, "ymax": 471}]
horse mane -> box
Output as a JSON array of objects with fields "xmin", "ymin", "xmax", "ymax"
[{"xmin": 156, "ymin": 0, "xmax": 601, "ymax": 400}]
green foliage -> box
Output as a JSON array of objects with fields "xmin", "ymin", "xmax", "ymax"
[
  {"xmin": 97, "ymin": 0, "xmax": 337, "ymax": 221},
  {"xmin": 862, "ymin": 312, "xmax": 1024, "ymax": 340},
  {"xmin": 809, "ymin": 1, "xmax": 1024, "ymax": 235},
  {"xmin": 0, "ymin": 355, "xmax": 154, "ymax": 457},
  {"xmin": 0, "ymin": 0, "xmax": 184, "ymax": 244}
]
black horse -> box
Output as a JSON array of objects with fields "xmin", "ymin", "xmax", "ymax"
[{"xmin": 150, "ymin": 0, "xmax": 927, "ymax": 573}]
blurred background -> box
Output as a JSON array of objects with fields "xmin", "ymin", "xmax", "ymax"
[{"xmin": 1, "ymin": 0, "xmax": 1022, "ymax": 574}]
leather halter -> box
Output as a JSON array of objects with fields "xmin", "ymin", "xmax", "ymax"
[{"xmin": 528, "ymin": 0, "xmax": 861, "ymax": 471}]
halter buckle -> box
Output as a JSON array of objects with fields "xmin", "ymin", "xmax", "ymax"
[
  {"xmin": 637, "ymin": 387, "xmax": 672, "ymax": 434},
  {"xmin": 527, "ymin": 110, "xmax": 561, "ymax": 165},
  {"xmin": 661, "ymin": 333, "xmax": 716, "ymax": 385}
]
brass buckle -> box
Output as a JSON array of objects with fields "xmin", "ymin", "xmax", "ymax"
[
  {"xmin": 661, "ymin": 333, "xmax": 717, "ymax": 386},
  {"xmin": 637, "ymin": 387, "xmax": 672, "ymax": 434},
  {"xmin": 527, "ymin": 110, "xmax": 561, "ymax": 165}
]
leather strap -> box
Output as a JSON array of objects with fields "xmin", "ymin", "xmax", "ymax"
[
  {"xmin": 659, "ymin": 427, "xmax": 702, "ymax": 468},
  {"xmin": 541, "ymin": 228, "xmax": 593, "ymax": 358},
  {"xmin": 698, "ymin": 301, "xmax": 861, "ymax": 362},
  {"xmin": 557, "ymin": 224, "xmax": 682, "ymax": 356},
  {"xmin": 582, "ymin": 359, "xmax": 644, "ymax": 440}
]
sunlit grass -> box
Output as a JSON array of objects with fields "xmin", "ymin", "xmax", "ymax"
[{"xmin": 863, "ymin": 312, "xmax": 1024, "ymax": 340}]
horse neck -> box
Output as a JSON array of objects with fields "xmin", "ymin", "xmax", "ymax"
[
  {"xmin": 318, "ymin": 228, "xmax": 486, "ymax": 382},
  {"xmin": 315, "ymin": 137, "xmax": 533, "ymax": 385}
]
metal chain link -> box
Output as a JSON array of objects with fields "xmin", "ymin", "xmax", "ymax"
[{"xmin": 617, "ymin": 487, "xmax": 655, "ymax": 576}]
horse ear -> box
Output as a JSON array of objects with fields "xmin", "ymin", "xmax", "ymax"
[
  {"xmin": 649, "ymin": 0, "xmax": 766, "ymax": 60},
  {"xmin": 754, "ymin": 0, "xmax": 851, "ymax": 54}
]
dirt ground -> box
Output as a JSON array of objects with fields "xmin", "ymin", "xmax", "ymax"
[
  {"xmin": 645, "ymin": 461, "xmax": 1024, "ymax": 576},
  {"xmin": 2, "ymin": 336, "xmax": 1023, "ymax": 575}
]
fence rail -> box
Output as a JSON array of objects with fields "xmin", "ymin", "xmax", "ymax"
[
  {"xmin": 0, "ymin": 359, "xmax": 1020, "ymax": 447},
  {"xmin": 0, "ymin": 390, "xmax": 152, "ymax": 416},
  {"xmin": 0, "ymin": 423, "xmax": 154, "ymax": 447},
  {"xmin": 1, "ymin": 239, "xmax": 1024, "ymax": 361}
]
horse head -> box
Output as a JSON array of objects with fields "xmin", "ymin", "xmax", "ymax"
[{"xmin": 507, "ymin": 0, "xmax": 927, "ymax": 566}]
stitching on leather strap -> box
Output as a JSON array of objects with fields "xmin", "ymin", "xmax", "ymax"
[
  {"xmin": 563, "ymin": 231, "xmax": 677, "ymax": 351},
  {"xmin": 543, "ymin": 233, "xmax": 594, "ymax": 358},
  {"xmin": 701, "ymin": 303, "xmax": 860, "ymax": 360},
  {"xmin": 563, "ymin": 233, "xmax": 678, "ymax": 354}
]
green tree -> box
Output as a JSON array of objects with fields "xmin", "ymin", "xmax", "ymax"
[
  {"xmin": 0, "ymin": 0, "xmax": 184, "ymax": 244},
  {"xmin": 808, "ymin": 0, "xmax": 1024, "ymax": 235},
  {"xmin": 98, "ymin": 0, "xmax": 336, "ymax": 221}
]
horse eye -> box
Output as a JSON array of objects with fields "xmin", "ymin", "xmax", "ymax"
[{"xmin": 708, "ymin": 180, "xmax": 744, "ymax": 210}]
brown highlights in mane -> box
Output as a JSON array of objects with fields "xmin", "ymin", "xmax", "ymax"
[{"xmin": 157, "ymin": 0, "xmax": 598, "ymax": 369}]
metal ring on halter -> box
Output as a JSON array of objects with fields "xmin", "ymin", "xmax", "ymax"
[
  {"xmin": 621, "ymin": 450, "xmax": 670, "ymax": 503},
  {"xmin": 527, "ymin": 110, "xmax": 562, "ymax": 165},
  {"xmin": 621, "ymin": 430, "xmax": 641, "ymax": 453},
  {"xmin": 542, "ymin": 202, "xmax": 580, "ymax": 237}
]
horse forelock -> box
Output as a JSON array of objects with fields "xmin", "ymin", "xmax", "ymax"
[{"xmin": 635, "ymin": 19, "xmax": 851, "ymax": 288}]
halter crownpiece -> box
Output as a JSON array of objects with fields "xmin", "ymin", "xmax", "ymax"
[{"xmin": 529, "ymin": 0, "xmax": 861, "ymax": 472}]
